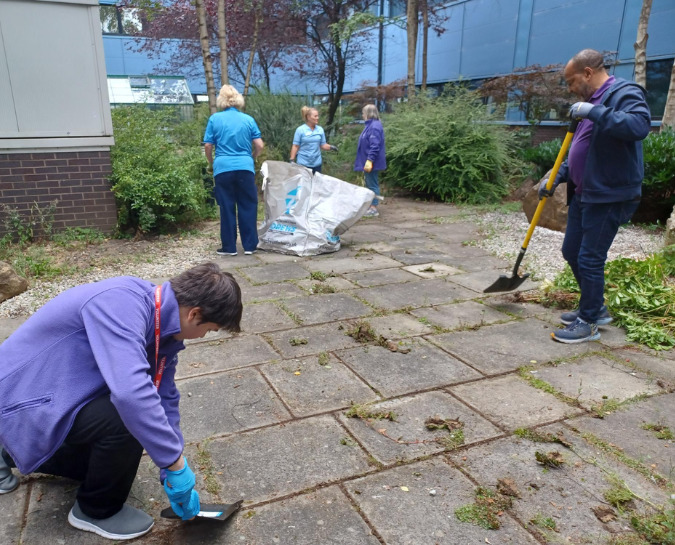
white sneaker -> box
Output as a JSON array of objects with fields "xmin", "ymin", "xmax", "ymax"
[{"xmin": 364, "ymin": 207, "xmax": 379, "ymax": 217}]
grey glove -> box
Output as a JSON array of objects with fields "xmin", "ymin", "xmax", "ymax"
[
  {"xmin": 329, "ymin": 145, "xmax": 338, "ymax": 152},
  {"xmin": 569, "ymin": 102, "xmax": 594, "ymax": 120},
  {"xmin": 538, "ymin": 171, "xmax": 564, "ymax": 199},
  {"xmin": 289, "ymin": 159, "xmax": 296, "ymax": 164}
]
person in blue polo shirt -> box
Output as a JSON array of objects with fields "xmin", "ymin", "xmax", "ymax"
[
  {"xmin": 289, "ymin": 106, "xmax": 337, "ymax": 174},
  {"xmin": 204, "ymin": 85, "xmax": 265, "ymax": 256}
]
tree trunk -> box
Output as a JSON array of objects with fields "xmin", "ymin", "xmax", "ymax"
[
  {"xmin": 217, "ymin": 0, "xmax": 229, "ymax": 85},
  {"xmin": 421, "ymin": 0, "xmax": 428, "ymax": 91},
  {"xmin": 633, "ymin": 0, "xmax": 652, "ymax": 88},
  {"xmin": 243, "ymin": 0, "xmax": 262, "ymax": 97},
  {"xmin": 662, "ymin": 58, "xmax": 675, "ymax": 130},
  {"xmin": 195, "ymin": 0, "xmax": 217, "ymax": 113},
  {"xmin": 406, "ymin": 0, "xmax": 418, "ymax": 100}
]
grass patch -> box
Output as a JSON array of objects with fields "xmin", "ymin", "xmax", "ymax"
[
  {"xmin": 455, "ymin": 486, "xmax": 513, "ymax": 530},
  {"xmin": 195, "ymin": 440, "xmax": 220, "ymax": 497},
  {"xmin": 513, "ymin": 428, "xmax": 572, "ymax": 448},
  {"xmin": 530, "ymin": 513, "xmax": 558, "ymax": 531},
  {"xmin": 289, "ymin": 337, "xmax": 308, "ymax": 346},
  {"xmin": 312, "ymin": 282, "xmax": 336, "ymax": 294},
  {"xmin": 318, "ymin": 351, "xmax": 330, "ymax": 366},
  {"xmin": 641, "ymin": 423, "xmax": 675, "ymax": 440},
  {"xmin": 344, "ymin": 403, "xmax": 397, "ymax": 421},
  {"xmin": 535, "ymin": 450, "xmax": 565, "ymax": 468},
  {"xmin": 603, "ymin": 478, "xmax": 635, "ymax": 511}
]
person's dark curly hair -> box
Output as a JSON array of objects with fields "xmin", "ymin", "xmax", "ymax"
[{"xmin": 170, "ymin": 263, "xmax": 242, "ymax": 332}]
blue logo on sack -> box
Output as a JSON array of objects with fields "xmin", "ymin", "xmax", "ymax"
[
  {"xmin": 285, "ymin": 186, "xmax": 300, "ymax": 215},
  {"xmin": 326, "ymin": 231, "xmax": 339, "ymax": 243}
]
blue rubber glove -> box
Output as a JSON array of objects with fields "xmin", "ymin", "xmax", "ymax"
[
  {"xmin": 163, "ymin": 457, "xmax": 201, "ymax": 520},
  {"xmin": 569, "ymin": 102, "xmax": 594, "ymax": 120},
  {"xmin": 538, "ymin": 170, "xmax": 564, "ymax": 199}
]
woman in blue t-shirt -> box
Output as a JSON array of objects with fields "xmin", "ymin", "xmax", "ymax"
[
  {"xmin": 289, "ymin": 106, "xmax": 337, "ymax": 174},
  {"xmin": 204, "ymin": 85, "xmax": 264, "ymax": 256}
]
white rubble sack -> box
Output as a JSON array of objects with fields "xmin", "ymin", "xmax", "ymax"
[{"xmin": 257, "ymin": 160, "xmax": 375, "ymax": 256}]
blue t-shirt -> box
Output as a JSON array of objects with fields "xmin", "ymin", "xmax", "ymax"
[
  {"xmin": 293, "ymin": 124, "xmax": 326, "ymax": 168},
  {"xmin": 203, "ymin": 108, "xmax": 262, "ymax": 175}
]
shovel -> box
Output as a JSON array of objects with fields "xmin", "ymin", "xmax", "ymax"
[
  {"xmin": 160, "ymin": 500, "xmax": 243, "ymax": 522},
  {"xmin": 483, "ymin": 119, "xmax": 579, "ymax": 294}
]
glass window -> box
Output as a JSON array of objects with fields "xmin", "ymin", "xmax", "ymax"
[
  {"xmin": 389, "ymin": 0, "xmax": 406, "ymax": 17},
  {"xmin": 100, "ymin": 5, "xmax": 121, "ymax": 34},
  {"xmin": 646, "ymin": 58, "xmax": 673, "ymax": 119}
]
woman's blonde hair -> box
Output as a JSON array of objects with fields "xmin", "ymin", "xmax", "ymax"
[
  {"xmin": 301, "ymin": 106, "xmax": 318, "ymax": 122},
  {"xmin": 217, "ymin": 85, "xmax": 245, "ymax": 110},
  {"xmin": 362, "ymin": 104, "xmax": 379, "ymax": 120}
]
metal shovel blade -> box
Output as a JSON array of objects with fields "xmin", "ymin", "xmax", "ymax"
[
  {"xmin": 160, "ymin": 500, "xmax": 243, "ymax": 521},
  {"xmin": 483, "ymin": 271, "xmax": 530, "ymax": 293}
]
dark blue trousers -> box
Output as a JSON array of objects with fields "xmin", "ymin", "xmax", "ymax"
[
  {"xmin": 214, "ymin": 170, "xmax": 259, "ymax": 254},
  {"xmin": 561, "ymin": 194, "xmax": 639, "ymax": 323}
]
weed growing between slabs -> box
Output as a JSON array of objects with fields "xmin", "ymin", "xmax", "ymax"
[{"xmin": 455, "ymin": 486, "xmax": 513, "ymax": 530}]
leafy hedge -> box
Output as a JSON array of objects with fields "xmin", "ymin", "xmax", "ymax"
[
  {"xmin": 110, "ymin": 106, "xmax": 211, "ymax": 233},
  {"xmin": 383, "ymin": 87, "xmax": 523, "ymax": 204}
]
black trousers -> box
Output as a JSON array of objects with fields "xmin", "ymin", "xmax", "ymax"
[{"xmin": 4, "ymin": 395, "xmax": 143, "ymax": 519}]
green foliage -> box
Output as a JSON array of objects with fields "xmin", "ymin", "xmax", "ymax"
[
  {"xmin": 0, "ymin": 201, "xmax": 57, "ymax": 245},
  {"xmin": 383, "ymin": 87, "xmax": 524, "ymax": 203},
  {"xmin": 519, "ymin": 138, "xmax": 563, "ymax": 180},
  {"xmin": 51, "ymin": 227, "xmax": 106, "ymax": 246},
  {"xmin": 455, "ymin": 486, "xmax": 513, "ymax": 530},
  {"xmin": 110, "ymin": 106, "xmax": 211, "ymax": 233},
  {"xmin": 322, "ymin": 123, "xmax": 362, "ymax": 182},
  {"xmin": 642, "ymin": 127, "xmax": 675, "ymax": 191},
  {"xmin": 631, "ymin": 501, "xmax": 675, "ymax": 544},
  {"xmin": 551, "ymin": 249, "xmax": 675, "ymax": 350}
]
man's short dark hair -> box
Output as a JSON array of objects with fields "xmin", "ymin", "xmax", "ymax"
[
  {"xmin": 170, "ymin": 262, "xmax": 242, "ymax": 332},
  {"xmin": 569, "ymin": 49, "xmax": 606, "ymax": 73}
]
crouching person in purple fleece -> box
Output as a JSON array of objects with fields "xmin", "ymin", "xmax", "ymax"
[{"xmin": 0, "ymin": 262, "xmax": 242, "ymax": 540}]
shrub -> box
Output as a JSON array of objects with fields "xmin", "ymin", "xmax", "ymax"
[
  {"xmin": 519, "ymin": 138, "xmax": 563, "ymax": 180},
  {"xmin": 383, "ymin": 87, "xmax": 524, "ymax": 204},
  {"xmin": 633, "ymin": 127, "xmax": 675, "ymax": 223},
  {"xmin": 110, "ymin": 106, "xmax": 211, "ymax": 233}
]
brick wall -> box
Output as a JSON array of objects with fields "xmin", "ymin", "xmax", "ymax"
[{"xmin": 0, "ymin": 150, "xmax": 117, "ymax": 236}]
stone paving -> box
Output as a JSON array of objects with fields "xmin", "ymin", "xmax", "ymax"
[{"xmin": 1, "ymin": 197, "xmax": 674, "ymax": 544}]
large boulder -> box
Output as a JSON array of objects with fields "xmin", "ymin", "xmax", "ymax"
[
  {"xmin": 522, "ymin": 169, "xmax": 568, "ymax": 232},
  {"xmin": 666, "ymin": 205, "xmax": 675, "ymax": 247},
  {"xmin": 0, "ymin": 262, "xmax": 28, "ymax": 303}
]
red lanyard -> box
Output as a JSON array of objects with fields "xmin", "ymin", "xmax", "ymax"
[{"xmin": 153, "ymin": 286, "xmax": 167, "ymax": 389}]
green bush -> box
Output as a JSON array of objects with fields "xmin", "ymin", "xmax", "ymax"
[
  {"xmin": 322, "ymin": 123, "xmax": 363, "ymax": 183},
  {"xmin": 383, "ymin": 87, "xmax": 523, "ymax": 203},
  {"xmin": 643, "ymin": 127, "xmax": 675, "ymax": 191},
  {"xmin": 519, "ymin": 138, "xmax": 563, "ymax": 180},
  {"xmin": 110, "ymin": 106, "xmax": 211, "ymax": 233}
]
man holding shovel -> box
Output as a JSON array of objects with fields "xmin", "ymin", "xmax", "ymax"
[
  {"xmin": 0, "ymin": 262, "xmax": 242, "ymax": 540},
  {"xmin": 539, "ymin": 49, "xmax": 651, "ymax": 343}
]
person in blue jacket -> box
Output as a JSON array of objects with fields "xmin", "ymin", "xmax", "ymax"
[
  {"xmin": 204, "ymin": 85, "xmax": 265, "ymax": 256},
  {"xmin": 539, "ymin": 49, "xmax": 651, "ymax": 343},
  {"xmin": 354, "ymin": 104, "xmax": 386, "ymax": 217},
  {"xmin": 0, "ymin": 262, "xmax": 242, "ymax": 540},
  {"xmin": 289, "ymin": 106, "xmax": 337, "ymax": 174}
]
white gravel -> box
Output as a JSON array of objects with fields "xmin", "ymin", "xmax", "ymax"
[
  {"xmin": 0, "ymin": 209, "xmax": 665, "ymax": 318},
  {"xmin": 473, "ymin": 209, "xmax": 663, "ymax": 282}
]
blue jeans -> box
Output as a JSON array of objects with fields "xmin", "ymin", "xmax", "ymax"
[
  {"xmin": 365, "ymin": 171, "xmax": 380, "ymax": 206},
  {"xmin": 214, "ymin": 170, "xmax": 259, "ymax": 253},
  {"xmin": 561, "ymin": 195, "xmax": 639, "ymax": 323}
]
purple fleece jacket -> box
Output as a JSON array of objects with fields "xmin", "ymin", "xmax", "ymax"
[
  {"xmin": 354, "ymin": 119, "xmax": 386, "ymax": 172},
  {"xmin": 0, "ymin": 277, "xmax": 185, "ymax": 474}
]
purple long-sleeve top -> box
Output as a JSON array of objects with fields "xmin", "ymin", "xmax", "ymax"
[
  {"xmin": 0, "ymin": 277, "xmax": 185, "ymax": 474},
  {"xmin": 354, "ymin": 119, "xmax": 386, "ymax": 172}
]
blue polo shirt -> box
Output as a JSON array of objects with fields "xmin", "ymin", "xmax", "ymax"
[
  {"xmin": 203, "ymin": 108, "xmax": 261, "ymax": 175},
  {"xmin": 293, "ymin": 124, "xmax": 326, "ymax": 168}
]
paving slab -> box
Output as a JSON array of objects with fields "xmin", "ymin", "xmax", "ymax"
[
  {"xmin": 386, "ymin": 247, "xmax": 452, "ymax": 266},
  {"xmin": 616, "ymin": 346, "xmax": 675, "ymax": 384},
  {"xmin": 177, "ymin": 368, "xmax": 291, "ymax": 442},
  {"xmin": 451, "ymin": 374, "xmax": 584, "ymax": 430},
  {"xmin": 0, "ymin": 482, "xmax": 26, "ymax": 544},
  {"xmin": 483, "ymin": 294, "xmax": 565, "ymax": 322},
  {"xmin": 365, "ymin": 313, "xmax": 435, "ymax": 339},
  {"xmin": 176, "ymin": 335, "xmax": 280, "ymax": 379},
  {"xmin": 280, "ymin": 293, "xmax": 373, "ymax": 324},
  {"xmin": 597, "ymin": 323, "xmax": 633, "ymax": 348},
  {"xmin": 240, "ymin": 301, "xmax": 297, "ymax": 333},
  {"xmin": 572, "ymin": 392, "xmax": 675, "ymax": 481},
  {"xmin": 239, "ymin": 281, "xmax": 306, "ymax": 303},
  {"xmin": 356, "ymin": 278, "xmax": 477, "ymax": 311},
  {"xmin": 260, "ymin": 354, "xmax": 378, "ymax": 417},
  {"xmin": 169, "ymin": 486, "xmax": 381, "ymax": 545},
  {"xmin": 413, "ymin": 221, "xmax": 480, "ymax": 240},
  {"xmin": 411, "ymin": 300, "xmax": 513, "ymax": 330},
  {"xmin": 294, "ymin": 276, "xmax": 359, "ymax": 293},
  {"xmin": 448, "ymin": 429, "xmax": 662, "ymax": 544},
  {"xmin": 254, "ymin": 250, "xmax": 305, "ymax": 264},
  {"xmin": 264, "ymin": 322, "xmax": 362, "ymax": 358},
  {"xmin": 440, "ymin": 253, "xmax": 512, "ymax": 273},
  {"xmin": 534, "ymin": 355, "xmax": 663, "ymax": 409},
  {"xmin": 343, "ymin": 267, "xmax": 419, "ymax": 287},
  {"xmin": 0, "ymin": 316, "xmax": 26, "ymax": 343},
  {"xmin": 239, "ymin": 262, "xmax": 311, "ymax": 284},
  {"xmin": 343, "ymin": 458, "xmax": 539, "ymax": 545},
  {"xmin": 337, "ymin": 390, "xmax": 503, "ymax": 464},
  {"xmin": 336, "ymin": 338, "xmax": 482, "ymax": 397},
  {"xmin": 402, "ymin": 262, "xmax": 462, "ymax": 278},
  {"xmin": 429, "ymin": 318, "xmax": 596, "ymax": 375},
  {"xmin": 448, "ymin": 268, "xmax": 540, "ymax": 294},
  {"xmin": 207, "ymin": 416, "xmax": 373, "ymax": 505},
  {"xmin": 302, "ymin": 254, "xmax": 403, "ymax": 274}
]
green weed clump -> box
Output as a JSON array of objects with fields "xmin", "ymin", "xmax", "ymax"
[
  {"xmin": 549, "ymin": 249, "xmax": 675, "ymax": 350},
  {"xmin": 630, "ymin": 502, "xmax": 675, "ymax": 544},
  {"xmin": 455, "ymin": 486, "xmax": 513, "ymax": 530},
  {"xmin": 383, "ymin": 87, "xmax": 524, "ymax": 204}
]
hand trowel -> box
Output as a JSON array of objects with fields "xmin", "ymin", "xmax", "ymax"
[{"xmin": 160, "ymin": 500, "xmax": 243, "ymax": 521}]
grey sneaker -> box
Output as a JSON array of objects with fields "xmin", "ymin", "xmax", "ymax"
[
  {"xmin": 560, "ymin": 306, "xmax": 613, "ymax": 326},
  {"xmin": 0, "ymin": 448, "xmax": 18, "ymax": 495},
  {"xmin": 68, "ymin": 501, "xmax": 154, "ymax": 541},
  {"xmin": 552, "ymin": 318, "xmax": 600, "ymax": 344},
  {"xmin": 363, "ymin": 206, "xmax": 379, "ymax": 217}
]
